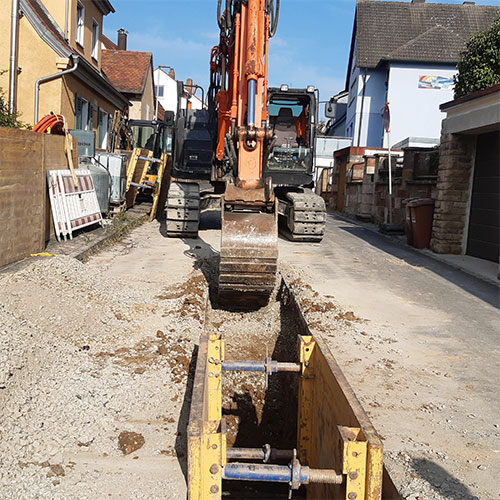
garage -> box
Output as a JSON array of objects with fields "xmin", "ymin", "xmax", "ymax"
[{"xmin": 467, "ymin": 131, "xmax": 500, "ymax": 262}]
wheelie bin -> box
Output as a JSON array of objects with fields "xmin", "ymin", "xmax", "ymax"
[{"xmin": 407, "ymin": 198, "xmax": 435, "ymax": 249}]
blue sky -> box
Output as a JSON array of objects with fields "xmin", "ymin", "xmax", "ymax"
[{"xmin": 104, "ymin": 0, "xmax": 500, "ymax": 102}]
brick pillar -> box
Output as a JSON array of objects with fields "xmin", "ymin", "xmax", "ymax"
[{"xmin": 430, "ymin": 132, "xmax": 476, "ymax": 254}]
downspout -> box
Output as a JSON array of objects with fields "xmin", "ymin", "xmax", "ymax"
[
  {"xmin": 34, "ymin": 56, "xmax": 79, "ymax": 124},
  {"xmin": 9, "ymin": 0, "xmax": 20, "ymax": 115},
  {"xmin": 356, "ymin": 68, "xmax": 367, "ymax": 147},
  {"xmin": 64, "ymin": 0, "xmax": 69, "ymax": 39}
]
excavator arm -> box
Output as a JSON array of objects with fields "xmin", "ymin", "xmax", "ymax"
[{"xmin": 210, "ymin": 0, "xmax": 281, "ymax": 307}]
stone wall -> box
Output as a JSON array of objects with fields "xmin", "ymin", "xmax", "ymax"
[
  {"xmin": 342, "ymin": 151, "xmax": 437, "ymax": 225},
  {"xmin": 430, "ymin": 133, "xmax": 476, "ymax": 254}
]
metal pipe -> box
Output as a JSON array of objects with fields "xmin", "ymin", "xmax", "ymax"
[
  {"xmin": 223, "ymin": 463, "xmax": 303, "ymax": 484},
  {"xmin": 247, "ymin": 79, "xmax": 256, "ymax": 127},
  {"xmin": 223, "ymin": 360, "xmax": 265, "ymax": 372},
  {"xmin": 9, "ymin": 0, "xmax": 20, "ymax": 115},
  {"xmin": 227, "ymin": 447, "xmax": 294, "ymax": 462},
  {"xmin": 64, "ymin": 0, "xmax": 69, "ymax": 39},
  {"xmin": 34, "ymin": 57, "xmax": 79, "ymax": 124},
  {"xmin": 222, "ymin": 462, "xmax": 343, "ymax": 487},
  {"xmin": 222, "ymin": 360, "xmax": 301, "ymax": 373}
]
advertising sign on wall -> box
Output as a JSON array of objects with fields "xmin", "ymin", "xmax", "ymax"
[{"xmin": 418, "ymin": 76, "xmax": 454, "ymax": 90}]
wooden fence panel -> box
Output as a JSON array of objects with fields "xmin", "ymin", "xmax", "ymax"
[{"xmin": 0, "ymin": 128, "xmax": 77, "ymax": 268}]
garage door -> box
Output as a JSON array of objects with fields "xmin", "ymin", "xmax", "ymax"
[{"xmin": 467, "ymin": 131, "xmax": 500, "ymax": 262}]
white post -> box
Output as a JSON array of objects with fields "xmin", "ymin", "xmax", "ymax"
[{"xmin": 387, "ymin": 130, "xmax": 393, "ymax": 224}]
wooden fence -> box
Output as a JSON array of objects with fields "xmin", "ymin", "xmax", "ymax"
[{"xmin": 0, "ymin": 128, "xmax": 77, "ymax": 268}]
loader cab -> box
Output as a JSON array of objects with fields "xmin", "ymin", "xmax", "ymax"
[
  {"xmin": 129, "ymin": 114, "xmax": 174, "ymax": 161},
  {"xmin": 265, "ymin": 86, "xmax": 317, "ymax": 187}
]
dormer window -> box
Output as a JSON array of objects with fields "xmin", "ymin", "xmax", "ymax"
[{"xmin": 76, "ymin": 2, "xmax": 85, "ymax": 46}]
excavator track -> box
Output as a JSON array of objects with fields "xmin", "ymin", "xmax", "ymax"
[
  {"xmin": 219, "ymin": 210, "xmax": 278, "ymax": 308},
  {"xmin": 165, "ymin": 181, "xmax": 200, "ymax": 238},
  {"xmin": 280, "ymin": 190, "xmax": 326, "ymax": 242}
]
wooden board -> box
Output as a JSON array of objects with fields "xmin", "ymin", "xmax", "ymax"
[
  {"xmin": 0, "ymin": 128, "xmax": 78, "ymax": 268},
  {"xmin": 125, "ymin": 148, "xmax": 152, "ymax": 209}
]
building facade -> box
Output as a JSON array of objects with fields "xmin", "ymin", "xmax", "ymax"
[
  {"xmin": 1, "ymin": 0, "xmax": 128, "ymax": 148},
  {"xmin": 153, "ymin": 67, "xmax": 203, "ymax": 117},
  {"xmin": 344, "ymin": 0, "xmax": 499, "ymax": 148},
  {"xmin": 431, "ymin": 85, "xmax": 500, "ymax": 263},
  {"xmin": 101, "ymin": 30, "xmax": 156, "ymax": 122}
]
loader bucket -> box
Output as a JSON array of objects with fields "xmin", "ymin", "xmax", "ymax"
[{"xmin": 219, "ymin": 209, "xmax": 278, "ymax": 308}]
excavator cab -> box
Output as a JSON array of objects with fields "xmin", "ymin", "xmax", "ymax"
[{"xmin": 265, "ymin": 87, "xmax": 317, "ymax": 187}]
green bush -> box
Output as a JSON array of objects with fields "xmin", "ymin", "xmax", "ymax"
[
  {"xmin": 0, "ymin": 70, "xmax": 29, "ymax": 128},
  {"xmin": 454, "ymin": 18, "xmax": 500, "ymax": 98}
]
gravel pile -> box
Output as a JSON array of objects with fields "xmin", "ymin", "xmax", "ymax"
[{"xmin": 0, "ymin": 255, "xmax": 205, "ymax": 499}]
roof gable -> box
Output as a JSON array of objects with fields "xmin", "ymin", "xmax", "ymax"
[
  {"xmin": 354, "ymin": 1, "xmax": 500, "ymax": 68},
  {"xmin": 102, "ymin": 50, "xmax": 153, "ymax": 95}
]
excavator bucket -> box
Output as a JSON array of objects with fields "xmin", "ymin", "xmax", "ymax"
[{"xmin": 219, "ymin": 209, "xmax": 278, "ymax": 308}]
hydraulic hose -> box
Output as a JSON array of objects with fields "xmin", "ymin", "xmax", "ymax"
[
  {"xmin": 270, "ymin": 0, "xmax": 280, "ymax": 37},
  {"xmin": 217, "ymin": 0, "xmax": 224, "ymax": 29}
]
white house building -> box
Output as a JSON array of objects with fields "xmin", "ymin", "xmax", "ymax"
[
  {"xmin": 153, "ymin": 67, "xmax": 203, "ymax": 118},
  {"xmin": 344, "ymin": 0, "xmax": 499, "ymax": 148}
]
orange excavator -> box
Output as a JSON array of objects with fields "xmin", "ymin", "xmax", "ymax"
[
  {"xmin": 167, "ymin": 0, "xmax": 325, "ymax": 307},
  {"xmin": 211, "ymin": 0, "xmax": 279, "ymax": 305}
]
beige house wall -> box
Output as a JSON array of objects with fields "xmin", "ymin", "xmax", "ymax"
[
  {"xmin": 0, "ymin": 7, "xmax": 63, "ymax": 126},
  {"xmin": 141, "ymin": 65, "xmax": 155, "ymax": 120},
  {"xmin": 127, "ymin": 64, "xmax": 155, "ymax": 120},
  {"xmin": 0, "ymin": 2, "xmax": 10, "ymax": 94},
  {"xmin": 2, "ymin": 1, "xmax": 123, "ymax": 130},
  {"xmin": 41, "ymin": 0, "xmax": 67, "ymax": 38},
  {"xmin": 60, "ymin": 73, "xmax": 116, "ymax": 131}
]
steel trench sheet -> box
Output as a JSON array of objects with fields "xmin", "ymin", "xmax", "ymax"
[{"xmin": 187, "ymin": 279, "xmax": 401, "ymax": 500}]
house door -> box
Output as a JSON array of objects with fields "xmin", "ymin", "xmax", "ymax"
[{"xmin": 467, "ymin": 131, "xmax": 499, "ymax": 262}]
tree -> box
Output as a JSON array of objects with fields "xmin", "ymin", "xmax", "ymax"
[{"xmin": 454, "ymin": 18, "xmax": 500, "ymax": 98}]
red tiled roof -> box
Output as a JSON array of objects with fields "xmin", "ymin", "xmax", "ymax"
[
  {"xmin": 101, "ymin": 50, "xmax": 153, "ymax": 94},
  {"xmin": 101, "ymin": 34, "xmax": 118, "ymax": 50}
]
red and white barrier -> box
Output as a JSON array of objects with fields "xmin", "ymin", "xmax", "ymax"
[{"xmin": 47, "ymin": 170, "xmax": 103, "ymax": 241}]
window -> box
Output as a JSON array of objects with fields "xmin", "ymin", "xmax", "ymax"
[
  {"xmin": 88, "ymin": 102, "xmax": 97, "ymax": 131},
  {"xmin": 146, "ymin": 104, "xmax": 150, "ymax": 120},
  {"xmin": 155, "ymin": 85, "xmax": 164, "ymax": 98},
  {"xmin": 91, "ymin": 20, "xmax": 99, "ymax": 59},
  {"xmin": 75, "ymin": 95, "xmax": 89, "ymax": 130},
  {"xmin": 76, "ymin": 2, "xmax": 85, "ymax": 46},
  {"xmin": 98, "ymin": 109, "xmax": 109, "ymax": 149}
]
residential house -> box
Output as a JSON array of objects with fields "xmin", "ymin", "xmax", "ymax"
[
  {"xmin": 153, "ymin": 67, "xmax": 203, "ymax": 117},
  {"xmin": 431, "ymin": 84, "xmax": 499, "ymax": 264},
  {"xmin": 1, "ymin": 0, "xmax": 128, "ymax": 149},
  {"xmin": 101, "ymin": 30, "xmax": 156, "ymax": 121},
  {"xmin": 344, "ymin": 0, "xmax": 499, "ymax": 148}
]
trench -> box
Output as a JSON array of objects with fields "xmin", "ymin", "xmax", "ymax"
[{"xmin": 205, "ymin": 280, "xmax": 307, "ymax": 499}]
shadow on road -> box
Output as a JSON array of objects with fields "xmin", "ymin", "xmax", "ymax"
[
  {"xmin": 175, "ymin": 344, "xmax": 198, "ymax": 482},
  {"xmin": 334, "ymin": 217, "xmax": 499, "ymax": 310},
  {"xmin": 411, "ymin": 458, "xmax": 479, "ymax": 500}
]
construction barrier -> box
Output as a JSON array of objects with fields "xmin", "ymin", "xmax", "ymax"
[{"xmin": 47, "ymin": 169, "xmax": 102, "ymax": 241}]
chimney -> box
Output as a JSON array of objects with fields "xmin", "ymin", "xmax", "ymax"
[
  {"xmin": 117, "ymin": 28, "xmax": 128, "ymax": 50},
  {"xmin": 168, "ymin": 68, "xmax": 175, "ymax": 80},
  {"xmin": 186, "ymin": 78, "xmax": 193, "ymax": 95}
]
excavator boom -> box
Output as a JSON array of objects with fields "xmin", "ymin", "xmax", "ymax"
[{"xmin": 211, "ymin": 0, "xmax": 280, "ymax": 307}]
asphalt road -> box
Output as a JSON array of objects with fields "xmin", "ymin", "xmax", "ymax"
[{"xmin": 277, "ymin": 212, "xmax": 500, "ymax": 499}]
